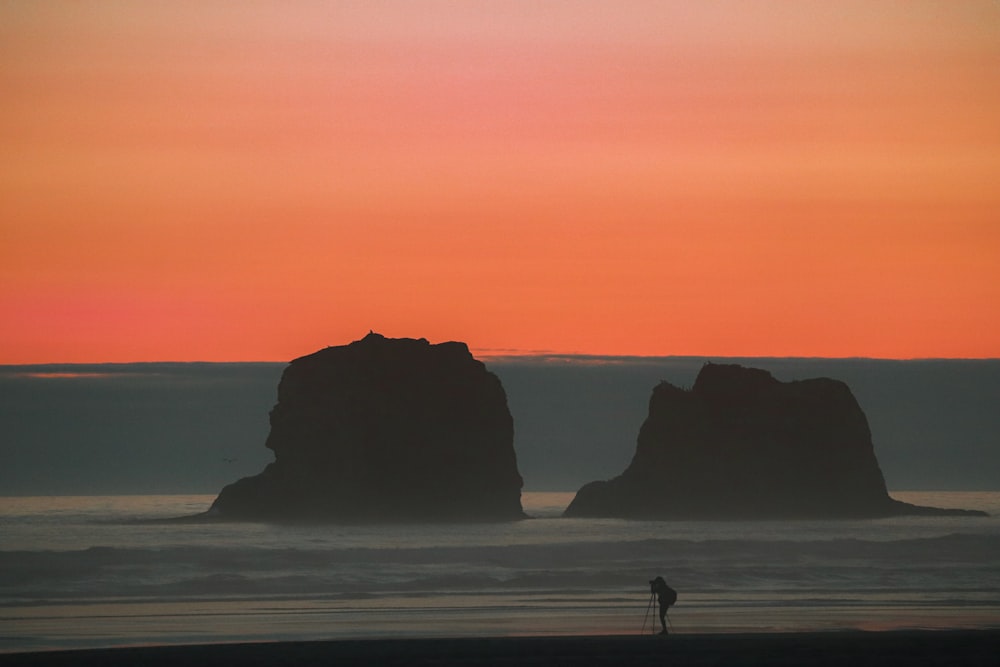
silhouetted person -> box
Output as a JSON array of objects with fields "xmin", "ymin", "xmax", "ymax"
[{"xmin": 649, "ymin": 576, "xmax": 676, "ymax": 635}]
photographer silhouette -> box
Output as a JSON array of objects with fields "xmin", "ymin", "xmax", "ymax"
[{"xmin": 648, "ymin": 576, "xmax": 677, "ymax": 635}]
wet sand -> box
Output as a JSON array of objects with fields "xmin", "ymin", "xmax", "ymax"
[{"xmin": 3, "ymin": 630, "xmax": 998, "ymax": 667}]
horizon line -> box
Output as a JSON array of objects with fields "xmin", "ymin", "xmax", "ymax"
[{"xmin": 3, "ymin": 352, "xmax": 999, "ymax": 370}]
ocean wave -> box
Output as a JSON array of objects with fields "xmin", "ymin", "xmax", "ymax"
[
  {"xmin": 3, "ymin": 532, "xmax": 999, "ymax": 572},
  {"xmin": 2, "ymin": 532, "xmax": 998, "ymax": 605}
]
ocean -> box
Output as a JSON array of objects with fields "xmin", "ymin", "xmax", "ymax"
[{"xmin": 2, "ymin": 491, "xmax": 999, "ymax": 653}]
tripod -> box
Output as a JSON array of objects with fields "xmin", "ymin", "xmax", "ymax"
[{"xmin": 641, "ymin": 591, "xmax": 657, "ymax": 635}]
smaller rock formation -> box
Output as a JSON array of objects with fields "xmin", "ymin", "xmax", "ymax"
[
  {"xmin": 210, "ymin": 333, "xmax": 525, "ymax": 522},
  {"xmin": 565, "ymin": 363, "xmax": 985, "ymax": 519}
]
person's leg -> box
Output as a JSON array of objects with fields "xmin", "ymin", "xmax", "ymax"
[{"xmin": 658, "ymin": 606, "xmax": 667, "ymax": 634}]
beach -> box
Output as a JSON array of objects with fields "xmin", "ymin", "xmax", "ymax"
[
  {"xmin": 2, "ymin": 492, "xmax": 999, "ymax": 654},
  {"xmin": 5, "ymin": 631, "xmax": 1000, "ymax": 667}
]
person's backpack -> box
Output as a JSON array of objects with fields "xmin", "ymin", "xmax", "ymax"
[{"xmin": 652, "ymin": 576, "xmax": 677, "ymax": 606}]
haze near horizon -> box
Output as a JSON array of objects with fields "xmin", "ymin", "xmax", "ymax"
[
  {"xmin": 3, "ymin": 355, "xmax": 998, "ymax": 495},
  {"xmin": 2, "ymin": 1, "xmax": 999, "ymax": 363}
]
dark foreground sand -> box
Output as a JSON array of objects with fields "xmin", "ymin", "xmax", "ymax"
[{"xmin": 4, "ymin": 631, "xmax": 998, "ymax": 667}]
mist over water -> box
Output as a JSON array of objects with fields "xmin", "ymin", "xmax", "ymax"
[{"xmin": 1, "ymin": 358, "xmax": 998, "ymax": 496}]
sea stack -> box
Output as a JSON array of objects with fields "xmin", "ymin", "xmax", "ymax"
[
  {"xmin": 565, "ymin": 363, "xmax": 985, "ymax": 519},
  {"xmin": 210, "ymin": 333, "xmax": 525, "ymax": 521}
]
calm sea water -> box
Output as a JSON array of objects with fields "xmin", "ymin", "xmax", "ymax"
[{"xmin": 2, "ymin": 491, "xmax": 999, "ymax": 652}]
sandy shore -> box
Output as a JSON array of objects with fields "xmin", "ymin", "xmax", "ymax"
[{"xmin": 3, "ymin": 630, "xmax": 998, "ymax": 667}]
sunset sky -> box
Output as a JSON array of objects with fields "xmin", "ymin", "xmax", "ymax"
[{"xmin": 3, "ymin": 1, "xmax": 999, "ymax": 363}]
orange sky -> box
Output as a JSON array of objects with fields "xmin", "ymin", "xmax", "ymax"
[{"xmin": 2, "ymin": 1, "xmax": 999, "ymax": 362}]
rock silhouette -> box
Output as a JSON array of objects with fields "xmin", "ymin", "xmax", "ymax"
[
  {"xmin": 210, "ymin": 333, "xmax": 525, "ymax": 521},
  {"xmin": 565, "ymin": 363, "xmax": 985, "ymax": 519}
]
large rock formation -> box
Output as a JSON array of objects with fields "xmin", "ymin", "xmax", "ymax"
[
  {"xmin": 210, "ymin": 334, "xmax": 525, "ymax": 521},
  {"xmin": 565, "ymin": 363, "xmax": 985, "ymax": 519}
]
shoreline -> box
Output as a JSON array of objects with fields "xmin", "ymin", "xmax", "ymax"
[{"xmin": 4, "ymin": 630, "xmax": 999, "ymax": 666}]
